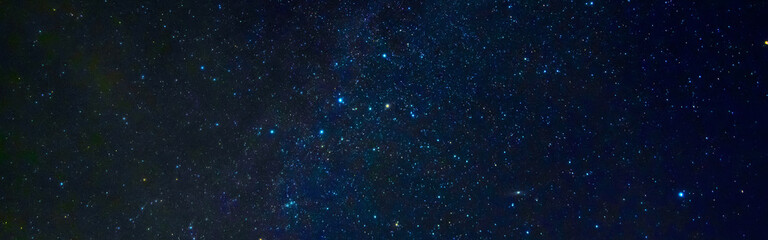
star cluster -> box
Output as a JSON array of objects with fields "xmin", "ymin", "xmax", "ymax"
[{"xmin": 1, "ymin": 0, "xmax": 767, "ymax": 239}]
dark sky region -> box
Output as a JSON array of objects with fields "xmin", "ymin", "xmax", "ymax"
[{"xmin": 1, "ymin": 0, "xmax": 767, "ymax": 239}]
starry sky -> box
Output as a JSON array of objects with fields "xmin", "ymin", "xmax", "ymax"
[{"xmin": 1, "ymin": 0, "xmax": 767, "ymax": 239}]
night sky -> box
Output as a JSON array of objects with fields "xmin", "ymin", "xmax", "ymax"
[{"xmin": 1, "ymin": 0, "xmax": 767, "ymax": 239}]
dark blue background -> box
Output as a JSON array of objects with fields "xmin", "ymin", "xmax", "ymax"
[{"xmin": 1, "ymin": 0, "xmax": 767, "ymax": 238}]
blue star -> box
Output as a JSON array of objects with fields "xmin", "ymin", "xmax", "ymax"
[
  {"xmin": 319, "ymin": 130, "xmax": 324, "ymax": 135},
  {"xmin": 270, "ymin": 129, "xmax": 275, "ymax": 134},
  {"xmin": 338, "ymin": 97, "xmax": 344, "ymax": 103},
  {"xmin": 382, "ymin": 53, "xmax": 387, "ymax": 58},
  {"xmin": 200, "ymin": 65, "xmax": 205, "ymax": 70},
  {"xmin": 678, "ymin": 192, "xmax": 684, "ymax": 198},
  {"xmin": 60, "ymin": 182, "xmax": 63, "ymax": 186}
]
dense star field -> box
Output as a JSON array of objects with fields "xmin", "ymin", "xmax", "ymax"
[{"xmin": 1, "ymin": 0, "xmax": 767, "ymax": 239}]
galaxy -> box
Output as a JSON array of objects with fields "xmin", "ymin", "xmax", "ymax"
[{"xmin": 1, "ymin": 0, "xmax": 767, "ymax": 239}]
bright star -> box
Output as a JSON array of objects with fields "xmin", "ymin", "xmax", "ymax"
[
  {"xmin": 338, "ymin": 97, "xmax": 344, "ymax": 103},
  {"xmin": 382, "ymin": 53, "xmax": 387, "ymax": 58},
  {"xmin": 678, "ymin": 192, "xmax": 684, "ymax": 198}
]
